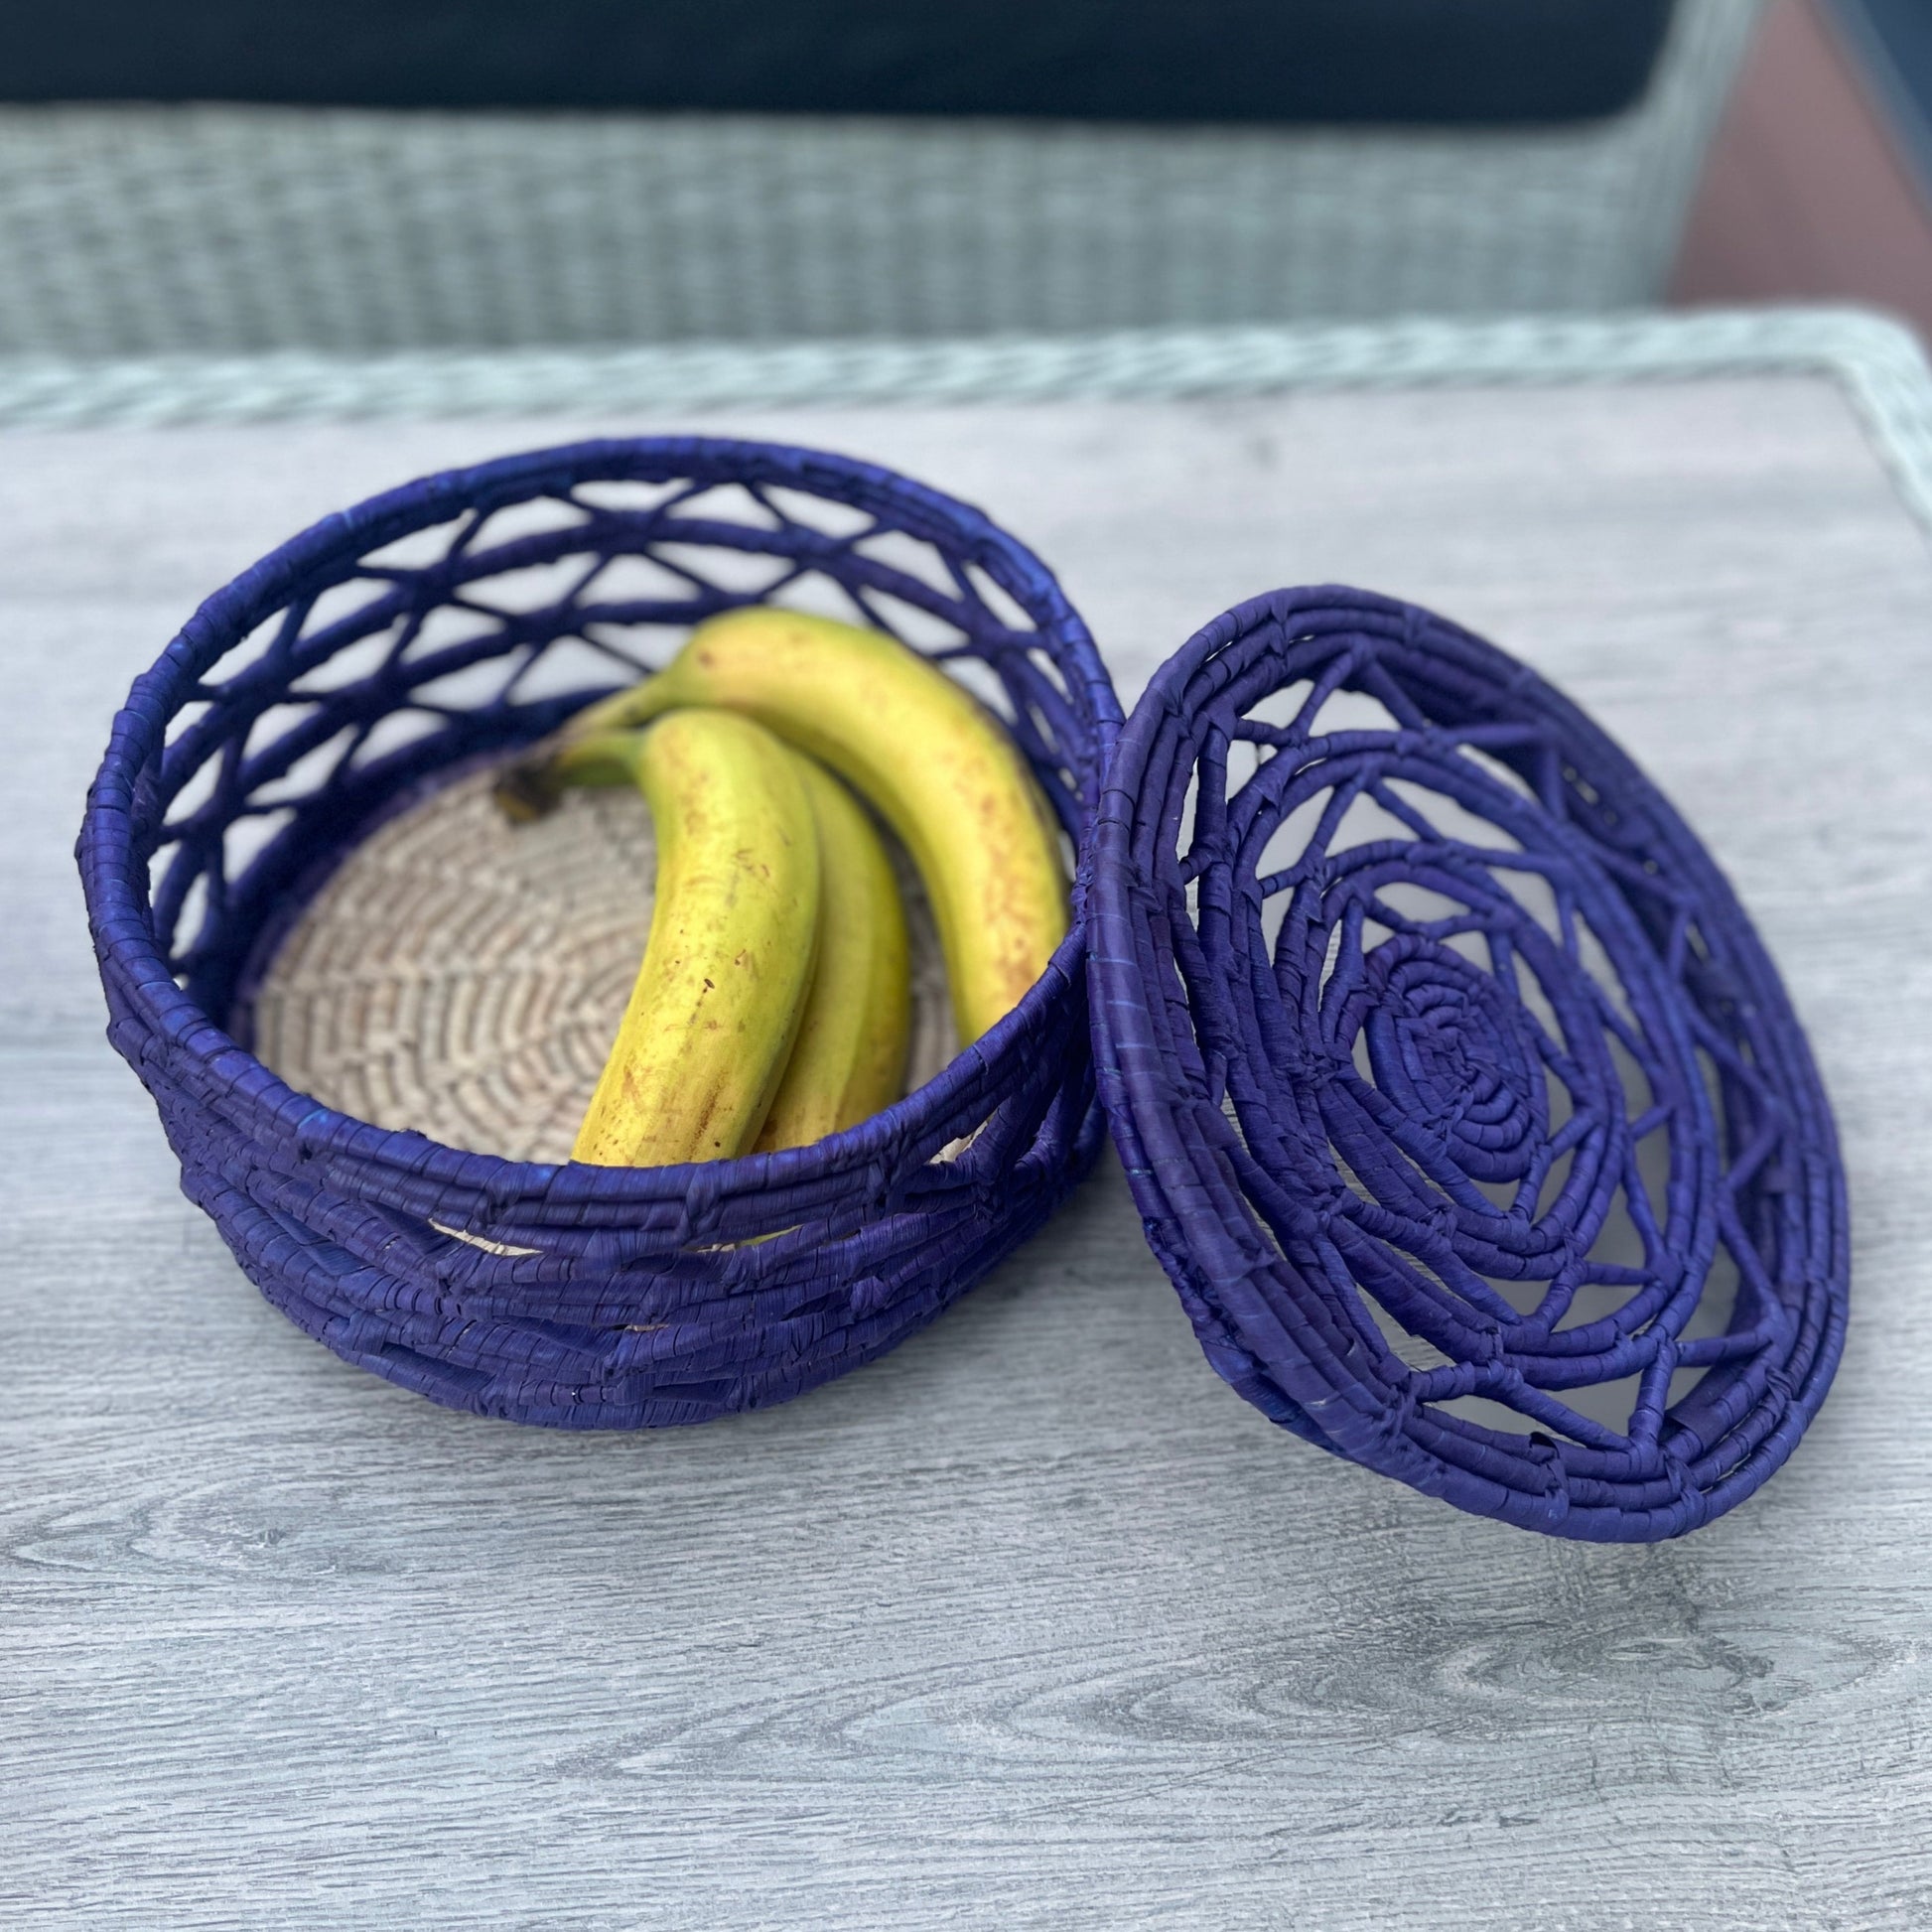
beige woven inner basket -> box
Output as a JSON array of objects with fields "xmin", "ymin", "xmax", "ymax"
[{"xmin": 252, "ymin": 761, "xmax": 957, "ymax": 1165}]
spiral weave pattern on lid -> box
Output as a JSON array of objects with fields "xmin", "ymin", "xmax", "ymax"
[
  {"xmin": 1090, "ymin": 588, "xmax": 1847, "ymax": 1540},
  {"xmin": 78, "ymin": 437, "xmax": 1121, "ymax": 1427}
]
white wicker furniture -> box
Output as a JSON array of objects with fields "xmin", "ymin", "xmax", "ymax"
[{"xmin": 0, "ymin": 0, "xmax": 1757, "ymax": 355}]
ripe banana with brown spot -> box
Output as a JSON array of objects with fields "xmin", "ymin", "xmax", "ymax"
[
  {"xmin": 499, "ymin": 608, "xmax": 1066, "ymax": 1045},
  {"xmin": 549, "ymin": 709, "xmax": 821, "ymax": 1168},
  {"xmin": 754, "ymin": 755, "xmax": 910, "ymax": 1153}
]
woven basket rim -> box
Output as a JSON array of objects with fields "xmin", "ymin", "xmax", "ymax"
[{"xmin": 79, "ymin": 432, "xmax": 1123, "ymax": 1207}]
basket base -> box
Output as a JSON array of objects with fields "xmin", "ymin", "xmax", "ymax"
[{"xmin": 250, "ymin": 759, "xmax": 956, "ymax": 1165}]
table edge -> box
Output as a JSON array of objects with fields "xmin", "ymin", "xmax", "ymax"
[{"xmin": 4, "ymin": 304, "xmax": 1930, "ymax": 531}]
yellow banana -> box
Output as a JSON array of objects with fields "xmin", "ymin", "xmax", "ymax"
[
  {"xmin": 499, "ymin": 608, "xmax": 1066, "ymax": 1045},
  {"xmin": 754, "ymin": 755, "xmax": 911, "ymax": 1153},
  {"xmin": 550, "ymin": 710, "xmax": 821, "ymax": 1168}
]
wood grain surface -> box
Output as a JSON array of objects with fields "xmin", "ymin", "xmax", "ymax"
[{"xmin": 5, "ymin": 377, "xmax": 1931, "ymax": 1929}]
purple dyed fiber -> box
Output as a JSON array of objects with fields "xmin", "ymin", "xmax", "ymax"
[
  {"xmin": 78, "ymin": 437, "xmax": 1123, "ymax": 1427},
  {"xmin": 1088, "ymin": 588, "xmax": 1848, "ymax": 1541}
]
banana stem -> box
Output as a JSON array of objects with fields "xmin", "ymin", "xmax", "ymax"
[
  {"xmin": 546, "ymin": 730, "xmax": 652, "ymax": 791},
  {"xmin": 493, "ymin": 676, "xmax": 683, "ymax": 821}
]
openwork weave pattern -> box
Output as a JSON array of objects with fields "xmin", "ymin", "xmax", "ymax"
[
  {"xmin": 80, "ymin": 437, "xmax": 1121, "ymax": 1426},
  {"xmin": 1090, "ymin": 588, "xmax": 1847, "ymax": 1540}
]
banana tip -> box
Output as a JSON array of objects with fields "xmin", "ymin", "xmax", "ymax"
[{"xmin": 491, "ymin": 760, "xmax": 562, "ymax": 823}]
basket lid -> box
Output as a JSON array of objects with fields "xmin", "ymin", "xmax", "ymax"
[{"xmin": 1087, "ymin": 586, "xmax": 1848, "ymax": 1541}]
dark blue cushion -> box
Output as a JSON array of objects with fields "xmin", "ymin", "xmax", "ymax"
[{"xmin": 1, "ymin": 0, "xmax": 1675, "ymax": 125}]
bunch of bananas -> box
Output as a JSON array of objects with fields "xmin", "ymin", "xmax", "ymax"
[{"xmin": 495, "ymin": 610, "xmax": 1068, "ymax": 1166}]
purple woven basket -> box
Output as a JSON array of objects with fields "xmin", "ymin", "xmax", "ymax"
[
  {"xmin": 1088, "ymin": 587, "xmax": 1848, "ymax": 1541},
  {"xmin": 79, "ymin": 437, "xmax": 1122, "ymax": 1427}
]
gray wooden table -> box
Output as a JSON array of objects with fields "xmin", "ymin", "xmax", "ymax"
[{"xmin": 6, "ymin": 317, "xmax": 1932, "ymax": 1928}]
